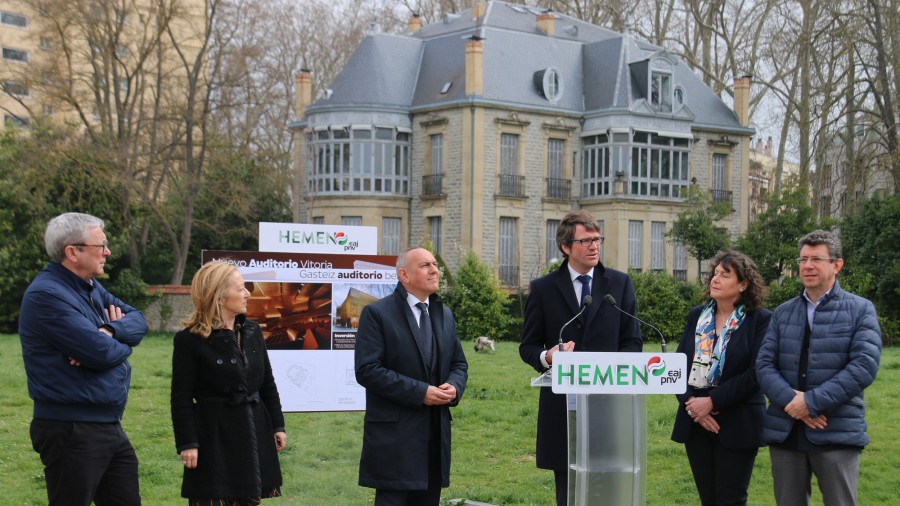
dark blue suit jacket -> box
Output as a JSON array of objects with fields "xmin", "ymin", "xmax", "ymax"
[
  {"xmin": 519, "ymin": 261, "xmax": 642, "ymax": 471},
  {"xmin": 354, "ymin": 284, "xmax": 468, "ymax": 490},
  {"xmin": 670, "ymin": 304, "xmax": 772, "ymax": 449}
]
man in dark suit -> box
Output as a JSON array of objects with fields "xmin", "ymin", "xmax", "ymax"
[
  {"xmin": 520, "ymin": 210, "xmax": 642, "ymax": 506},
  {"xmin": 355, "ymin": 246, "xmax": 468, "ymax": 506}
]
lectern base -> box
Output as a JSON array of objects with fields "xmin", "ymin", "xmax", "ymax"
[{"xmin": 567, "ymin": 394, "xmax": 647, "ymax": 506}]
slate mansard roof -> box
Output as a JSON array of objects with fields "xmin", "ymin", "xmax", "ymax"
[{"xmin": 303, "ymin": 1, "xmax": 746, "ymax": 133}]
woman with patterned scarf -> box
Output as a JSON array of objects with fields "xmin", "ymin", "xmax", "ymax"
[{"xmin": 671, "ymin": 251, "xmax": 771, "ymax": 505}]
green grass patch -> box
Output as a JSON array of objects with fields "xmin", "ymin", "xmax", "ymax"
[{"xmin": 1, "ymin": 335, "xmax": 898, "ymax": 505}]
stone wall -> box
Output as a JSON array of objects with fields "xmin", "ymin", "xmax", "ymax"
[{"xmin": 144, "ymin": 285, "xmax": 193, "ymax": 333}]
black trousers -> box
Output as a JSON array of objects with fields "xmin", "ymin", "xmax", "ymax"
[
  {"xmin": 684, "ymin": 425, "xmax": 758, "ymax": 506},
  {"xmin": 30, "ymin": 419, "xmax": 141, "ymax": 506}
]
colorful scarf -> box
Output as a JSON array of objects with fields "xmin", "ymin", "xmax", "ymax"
[{"xmin": 688, "ymin": 300, "xmax": 746, "ymax": 388}]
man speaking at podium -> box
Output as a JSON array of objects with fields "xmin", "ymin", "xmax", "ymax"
[{"xmin": 520, "ymin": 210, "xmax": 642, "ymax": 506}]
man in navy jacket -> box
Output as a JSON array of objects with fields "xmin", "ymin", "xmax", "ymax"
[
  {"xmin": 355, "ymin": 246, "xmax": 468, "ymax": 506},
  {"xmin": 19, "ymin": 212, "xmax": 147, "ymax": 505},
  {"xmin": 757, "ymin": 230, "xmax": 881, "ymax": 505},
  {"xmin": 520, "ymin": 210, "xmax": 642, "ymax": 506}
]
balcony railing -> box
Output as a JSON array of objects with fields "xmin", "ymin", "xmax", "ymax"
[
  {"xmin": 710, "ymin": 189, "xmax": 733, "ymax": 204},
  {"xmin": 498, "ymin": 265, "xmax": 519, "ymax": 287},
  {"xmin": 422, "ymin": 174, "xmax": 443, "ymax": 196},
  {"xmin": 545, "ymin": 178, "xmax": 571, "ymax": 200},
  {"xmin": 673, "ymin": 269, "xmax": 687, "ymax": 281},
  {"xmin": 498, "ymin": 174, "xmax": 525, "ymax": 197}
]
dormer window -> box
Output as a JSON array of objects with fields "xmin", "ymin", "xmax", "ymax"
[
  {"xmin": 651, "ymin": 71, "xmax": 672, "ymax": 112},
  {"xmin": 534, "ymin": 67, "xmax": 564, "ymax": 102}
]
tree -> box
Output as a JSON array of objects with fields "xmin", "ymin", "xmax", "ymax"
[
  {"xmin": 667, "ymin": 186, "xmax": 731, "ymax": 281},
  {"xmin": 631, "ymin": 270, "xmax": 701, "ymax": 348},
  {"xmin": 735, "ymin": 184, "xmax": 820, "ymax": 283},
  {"xmin": 442, "ymin": 251, "xmax": 516, "ymax": 341},
  {"xmin": 840, "ymin": 196, "xmax": 900, "ymax": 341}
]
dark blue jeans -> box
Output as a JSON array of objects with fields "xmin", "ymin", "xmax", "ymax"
[{"xmin": 30, "ymin": 419, "xmax": 141, "ymax": 506}]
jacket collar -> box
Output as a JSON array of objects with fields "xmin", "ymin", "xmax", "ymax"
[{"xmin": 47, "ymin": 261, "xmax": 95, "ymax": 294}]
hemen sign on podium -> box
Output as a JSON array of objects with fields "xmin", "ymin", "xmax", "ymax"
[{"xmin": 552, "ymin": 352, "xmax": 687, "ymax": 394}]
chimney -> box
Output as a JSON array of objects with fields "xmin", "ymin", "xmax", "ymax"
[
  {"xmin": 465, "ymin": 37, "xmax": 484, "ymax": 95},
  {"xmin": 472, "ymin": 0, "xmax": 486, "ymax": 18},
  {"xmin": 754, "ymin": 138, "xmax": 762, "ymax": 153},
  {"xmin": 294, "ymin": 69, "xmax": 313, "ymax": 118},
  {"xmin": 407, "ymin": 13, "xmax": 422, "ymax": 33},
  {"xmin": 537, "ymin": 11, "xmax": 555, "ymax": 36},
  {"xmin": 766, "ymin": 136, "xmax": 773, "ymax": 157},
  {"xmin": 733, "ymin": 75, "xmax": 751, "ymax": 127}
]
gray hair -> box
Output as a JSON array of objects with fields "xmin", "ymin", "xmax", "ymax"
[
  {"xmin": 798, "ymin": 230, "xmax": 842, "ymax": 260},
  {"xmin": 45, "ymin": 212, "xmax": 104, "ymax": 262},
  {"xmin": 396, "ymin": 246, "xmax": 425, "ymax": 271}
]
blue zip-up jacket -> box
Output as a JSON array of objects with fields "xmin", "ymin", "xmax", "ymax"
[
  {"xmin": 19, "ymin": 262, "xmax": 148, "ymax": 422},
  {"xmin": 756, "ymin": 279, "xmax": 881, "ymax": 447}
]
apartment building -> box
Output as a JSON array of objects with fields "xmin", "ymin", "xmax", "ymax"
[
  {"xmin": 1, "ymin": 0, "xmax": 205, "ymax": 131},
  {"xmin": 289, "ymin": 0, "xmax": 755, "ymax": 286}
]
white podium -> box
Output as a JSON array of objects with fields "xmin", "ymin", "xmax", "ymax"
[{"xmin": 534, "ymin": 352, "xmax": 686, "ymax": 506}]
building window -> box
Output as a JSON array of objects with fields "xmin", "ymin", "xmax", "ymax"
[
  {"xmin": 309, "ymin": 126, "xmax": 410, "ymax": 196},
  {"xmin": 312, "ymin": 216, "xmax": 325, "ymax": 225},
  {"xmin": 673, "ymin": 241, "xmax": 686, "ymax": 281},
  {"xmin": 115, "ymin": 44, "xmax": 129, "ymax": 59},
  {"xmin": 628, "ymin": 220, "xmax": 643, "ymax": 272},
  {"xmin": 584, "ymin": 131, "xmax": 691, "ymax": 199},
  {"xmin": 39, "ymin": 37, "xmax": 53, "ymax": 50},
  {"xmin": 2, "ymin": 81, "xmax": 30, "ymax": 97},
  {"xmin": 2, "ymin": 47, "xmax": 29, "ymax": 63},
  {"xmin": 41, "ymin": 104, "xmax": 54, "ymax": 117},
  {"xmin": 1, "ymin": 11, "xmax": 28, "ymax": 28},
  {"xmin": 535, "ymin": 67, "xmax": 563, "ymax": 102},
  {"xmin": 546, "ymin": 219, "xmax": 560, "ymax": 265},
  {"xmin": 650, "ymin": 71, "xmax": 672, "ymax": 112},
  {"xmin": 546, "ymin": 138, "xmax": 569, "ymax": 199},
  {"xmin": 424, "ymin": 134, "xmax": 443, "ymax": 196},
  {"xmin": 582, "ymin": 133, "xmax": 612, "ymax": 196},
  {"xmin": 651, "ymin": 222, "xmax": 665, "ymax": 271},
  {"xmin": 341, "ymin": 216, "xmax": 362, "ymax": 227},
  {"xmin": 4, "ymin": 114, "xmax": 29, "ymax": 128},
  {"xmin": 674, "ymin": 86, "xmax": 685, "ymax": 106},
  {"xmin": 499, "ymin": 217, "xmax": 519, "ymax": 286},
  {"xmin": 499, "ymin": 133, "xmax": 523, "ymax": 196},
  {"xmin": 381, "ymin": 217, "xmax": 401, "ymax": 255},
  {"xmin": 711, "ymin": 153, "xmax": 730, "ymax": 204},
  {"xmin": 629, "ymin": 132, "xmax": 691, "ymax": 198},
  {"xmin": 429, "ymin": 216, "xmax": 442, "ymax": 256}
]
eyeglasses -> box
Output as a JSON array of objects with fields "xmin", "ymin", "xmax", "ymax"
[
  {"xmin": 796, "ymin": 256, "xmax": 833, "ymax": 265},
  {"xmin": 72, "ymin": 242, "xmax": 109, "ymax": 252},
  {"xmin": 572, "ymin": 236, "xmax": 605, "ymax": 247}
]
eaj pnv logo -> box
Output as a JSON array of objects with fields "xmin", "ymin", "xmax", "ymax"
[{"xmin": 647, "ymin": 356, "xmax": 666, "ymax": 377}]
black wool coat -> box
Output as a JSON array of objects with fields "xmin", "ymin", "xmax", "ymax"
[
  {"xmin": 171, "ymin": 316, "xmax": 285, "ymax": 499},
  {"xmin": 354, "ymin": 284, "xmax": 468, "ymax": 490},
  {"xmin": 519, "ymin": 261, "xmax": 643, "ymax": 471}
]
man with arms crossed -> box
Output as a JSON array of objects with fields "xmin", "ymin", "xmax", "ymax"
[
  {"xmin": 19, "ymin": 212, "xmax": 147, "ymax": 505},
  {"xmin": 355, "ymin": 247, "xmax": 468, "ymax": 506},
  {"xmin": 757, "ymin": 230, "xmax": 881, "ymax": 505},
  {"xmin": 520, "ymin": 210, "xmax": 642, "ymax": 506}
]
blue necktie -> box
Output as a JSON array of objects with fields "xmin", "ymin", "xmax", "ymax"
[
  {"xmin": 577, "ymin": 274, "xmax": 591, "ymax": 305},
  {"xmin": 415, "ymin": 302, "xmax": 434, "ymax": 363}
]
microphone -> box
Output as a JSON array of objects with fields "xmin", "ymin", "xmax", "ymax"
[
  {"xmin": 558, "ymin": 295, "xmax": 592, "ymax": 351},
  {"xmin": 603, "ymin": 294, "xmax": 667, "ymax": 353}
]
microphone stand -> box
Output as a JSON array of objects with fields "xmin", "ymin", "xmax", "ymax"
[
  {"xmin": 558, "ymin": 295, "xmax": 592, "ymax": 351},
  {"xmin": 603, "ymin": 294, "xmax": 667, "ymax": 352}
]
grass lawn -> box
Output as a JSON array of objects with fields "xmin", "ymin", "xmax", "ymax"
[{"xmin": 1, "ymin": 335, "xmax": 898, "ymax": 505}]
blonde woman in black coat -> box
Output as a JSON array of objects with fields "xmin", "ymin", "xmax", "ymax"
[{"xmin": 171, "ymin": 260, "xmax": 287, "ymax": 505}]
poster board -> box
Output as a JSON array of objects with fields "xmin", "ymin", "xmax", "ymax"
[{"xmin": 201, "ymin": 250, "xmax": 398, "ymax": 412}]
